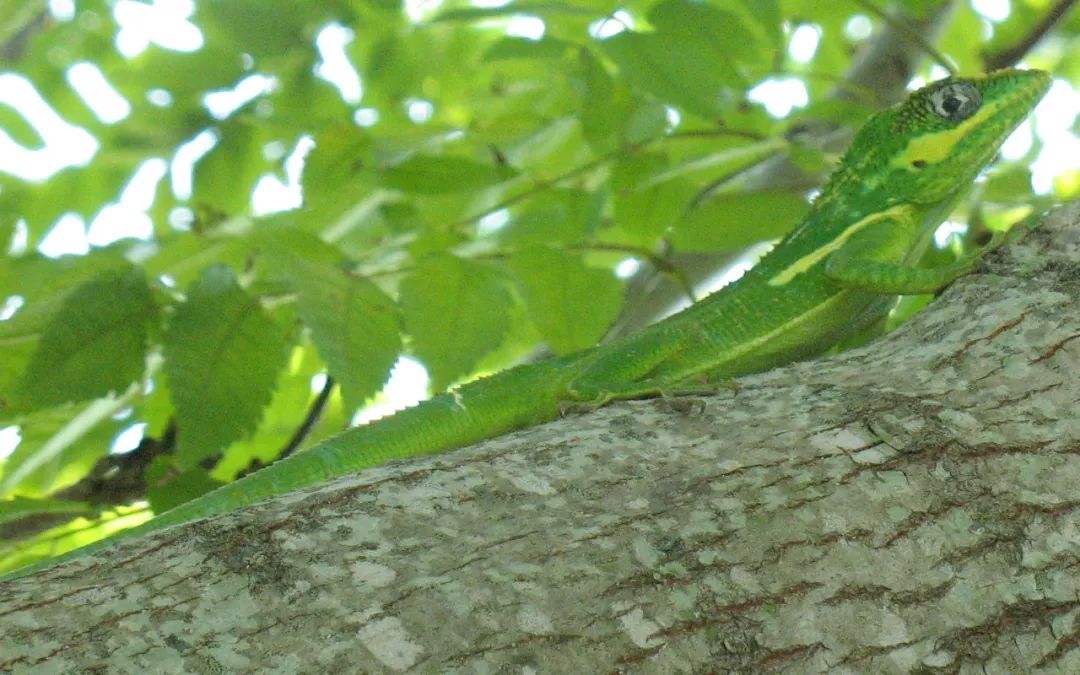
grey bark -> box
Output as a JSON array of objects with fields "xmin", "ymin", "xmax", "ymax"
[{"xmin": 2, "ymin": 204, "xmax": 1079, "ymax": 673}]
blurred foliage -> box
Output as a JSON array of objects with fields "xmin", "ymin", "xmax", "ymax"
[{"xmin": 0, "ymin": 0, "xmax": 1071, "ymax": 568}]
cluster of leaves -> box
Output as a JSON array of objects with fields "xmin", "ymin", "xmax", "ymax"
[{"xmin": 0, "ymin": 0, "xmax": 1060, "ymax": 567}]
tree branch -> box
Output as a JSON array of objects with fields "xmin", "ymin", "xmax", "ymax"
[
  {"xmin": 985, "ymin": 0, "xmax": 1079, "ymax": 71},
  {"xmin": 2, "ymin": 203, "xmax": 1078, "ymax": 672}
]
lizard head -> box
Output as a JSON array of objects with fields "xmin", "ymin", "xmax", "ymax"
[{"xmin": 845, "ymin": 68, "xmax": 1050, "ymax": 205}]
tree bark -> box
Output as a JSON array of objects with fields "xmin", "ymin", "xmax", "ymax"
[{"xmin": 2, "ymin": 204, "xmax": 1079, "ymax": 673}]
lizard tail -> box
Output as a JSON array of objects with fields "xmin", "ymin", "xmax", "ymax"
[{"xmin": 4, "ymin": 360, "xmax": 572, "ymax": 578}]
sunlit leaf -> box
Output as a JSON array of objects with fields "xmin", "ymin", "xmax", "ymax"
[
  {"xmin": 380, "ymin": 155, "xmax": 519, "ymax": 194},
  {"xmin": 163, "ymin": 265, "xmax": 289, "ymax": 464},
  {"xmin": 600, "ymin": 0, "xmax": 748, "ymax": 119},
  {"xmin": 17, "ymin": 266, "xmax": 156, "ymax": 409},
  {"xmin": 400, "ymin": 255, "xmax": 513, "ymax": 390},
  {"xmin": 259, "ymin": 228, "xmax": 402, "ymax": 412},
  {"xmin": 505, "ymin": 247, "xmax": 622, "ymax": 354},
  {"xmin": 671, "ymin": 191, "xmax": 810, "ymax": 252}
]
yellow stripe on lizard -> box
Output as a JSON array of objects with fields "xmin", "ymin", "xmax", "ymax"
[
  {"xmin": 767, "ymin": 205, "xmax": 912, "ymax": 286},
  {"xmin": 891, "ymin": 97, "xmax": 1011, "ymax": 170}
]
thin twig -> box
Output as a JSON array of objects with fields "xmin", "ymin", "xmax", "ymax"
[
  {"xmin": 687, "ymin": 149, "xmax": 789, "ymax": 212},
  {"xmin": 443, "ymin": 128, "xmax": 769, "ymax": 234},
  {"xmin": 984, "ymin": 0, "xmax": 1078, "ymax": 70},
  {"xmin": 278, "ymin": 375, "xmax": 336, "ymax": 461},
  {"xmin": 850, "ymin": 0, "xmax": 958, "ymax": 74},
  {"xmin": 566, "ymin": 242, "xmax": 698, "ymax": 300}
]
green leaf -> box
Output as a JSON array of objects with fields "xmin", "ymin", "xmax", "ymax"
[
  {"xmin": 981, "ymin": 167, "xmax": 1037, "ymax": 203},
  {"xmin": 577, "ymin": 48, "xmax": 630, "ymax": 150},
  {"xmin": 119, "ymin": 38, "xmax": 245, "ymax": 96},
  {"xmin": 191, "ymin": 117, "xmax": 268, "ymax": 213},
  {"xmin": 259, "ymin": 229, "xmax": 402, "ymax": 413},
  {"xmin": 483, "ymin": 37, "xmax": 576, "ymax": 61},
  {"xmin": 0, "ymin": 214, "xmax": 13, "ymax": 251},
  {"xmin": 0, "ymin": 250, "xmax": 130, "ymax": 410},
  {"xmin": 212, "ymin": 343, "xmax": 347, "ymax": 481},
  {"xmin": 713, "ymin": 0, "xmax": 782, "ymax": 63},
  {"xmin": 145, "ymin": 462, "xmax": 224, "ymax": 515},
  {"xmin": 0, "ymin": 402, "xmax": 122, "ymax": 499},
  {"xmin": 294, "ymin": 124, "xmax": 374, "ymax": 224},
  {"xmin": 142, "ymin": 231, "xmax": 251, "ymax": 289},
  {"xmin": 505, "ymin": 116, "xmax": 587, "ymax": 175},
  {"xmin": 163, "ymin": 265, "xmax": 289, "ymax": 464},
  {"xmin": 380, "ymin": 155, "xmax": 519, "ymax": 194},
  {"xmin": 296, "ymin": 271, "xmax": 401, "ymax": 413},
  {"xmin": 611, "ymin": 153, "xmax": 698, "ymax": 240},
  {"xmin": 196, "ymin": 0, "xmax": 339, "ymax": 60},
  {"xmin": 623, "ymin": 101, "xmax": 670, "ymax": 144},
  {"xmin": 500, "ymin": 188, "xmax": 601, "ymax": 246},
  {"xmin": 615, "ymin": 179, "xmax": 697, "ymax": 242},
  {"xmin": 599, "ymin": 0, "xmax": 746, "ymax": 119},
  {"xmin": 13, "ymin": 164, "xmax": 137, "ymax": 240},
  {"xmin": 17, "ymin": 266, "xmax": 156, "ymax": 409},
  {"xmin": 0, "ymin": 504, "xmax": 150, "ymax": 576},
  {"xmin": 360, "ymin": 33, "xmax": 424, "ymax": 103},
  {"xmin": 941, "ymin": 2, "xmax": 999, "ymax": 76},
  {"xmin": 671, "ymin": 191, "xmax": 810, "ymax": 252},
  {"xmin": 399, "ymin": 255, "xmax": 513, "ymax": 390},
  {"xmin": 408, "ymin": 226, "xmax": 468, "ymax": 259},
  {"xmin": 0, "ymin": 496, "xmax": 93, "ymax": 526},
  {"xmin": 505, "ymin": 247, "xmax": 622, "ymax": 354},
  {"xmin": 433, "ymin": 2, "xmax": 597, "ymax": 22},
  {"xmin": 0, "ymin": 101, "xmax": 44, "ymax": 149}
]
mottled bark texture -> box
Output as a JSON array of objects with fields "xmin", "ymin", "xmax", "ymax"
[{"xmin": 2, "ymin": 204, "xmax": 1079, "ymax": 673}]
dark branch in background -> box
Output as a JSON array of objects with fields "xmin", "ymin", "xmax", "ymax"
[
  {"xmin": 233, "ymin": 375, "xmax": 335, "ymax": 479},
  {"xmin": 0, "ymin": 423, "xmax": 177, "ymax": 542},
  {"xmin": 7, "ymin": 367, "xmax": 335, "ymax": 542},
  {"xmin": 60, "ymin": 422, "xmax": 176, "ymax": 507},
  {"xmin": 276, "ymin": 374, "xmax": 335, "ymax": 462},
  {"xmin": 838, "ymin": 0, "xmax": 958, "ymax": 105},
  {"xmin": 0, "ymin": 3, "xmax": 49, "ymax": 61},
  {"xmin": 984, "ymin": 0, "xmax": 1078, "ymax": 71},
  {"xmin": 850, "ymin": 0, "xmax": 958, "ymax": 74}
]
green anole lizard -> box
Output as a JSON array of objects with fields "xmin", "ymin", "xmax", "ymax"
[{"xmin": 4, "ymin": 68, "xmax": 1050, "ymax": 579}]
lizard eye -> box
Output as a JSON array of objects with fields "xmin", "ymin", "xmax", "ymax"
[{"xmin": 929, "ymin": 81, "xmax": 982, "ymax": 122}]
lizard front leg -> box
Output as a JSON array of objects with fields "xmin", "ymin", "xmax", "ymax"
[{"xmin": 824, "ymin": 210, "xmax": 1007, "ymax": 295}]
